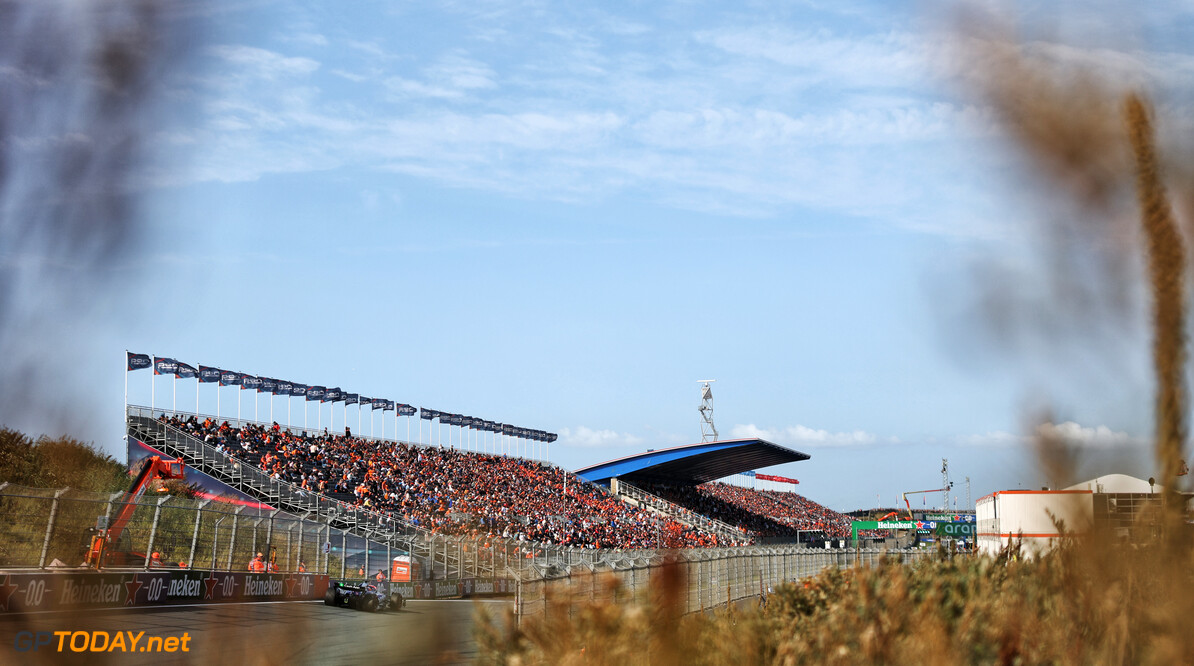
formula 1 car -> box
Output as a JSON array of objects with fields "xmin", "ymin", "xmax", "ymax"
[{"xmin": 324, "ymin": 580, "xmax": 405, "ymax": 612}]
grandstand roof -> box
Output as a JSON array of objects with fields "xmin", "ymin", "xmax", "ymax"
[{"xmin": 573, "ymin": 438, "xmax": 809, "ymax": 486}]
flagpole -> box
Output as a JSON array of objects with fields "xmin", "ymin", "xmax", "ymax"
[
  {"xmin": 151, "ymin": 354, "xmax": 155, "ymax": 413},
  {"xmin": 123, "ymin": 350, "xmax": 128, "ymax": 425}
]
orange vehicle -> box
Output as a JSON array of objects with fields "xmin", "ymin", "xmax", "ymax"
[{"xmin": 85, "ymin": 455, "xmax": 185, "ymax": 569}]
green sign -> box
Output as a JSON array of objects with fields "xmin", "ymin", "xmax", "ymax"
[
  {"xmin": 934, "ymin": 523, "xmax": 975, "ymax": 538},
  {"xmin": 851, "ymin": 520, "xmax": 916, "ymax": 531}
]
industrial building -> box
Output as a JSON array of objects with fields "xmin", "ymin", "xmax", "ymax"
[{"xmin": 976, "ymin": 474, "xmax": 1167, "ymax": 557}]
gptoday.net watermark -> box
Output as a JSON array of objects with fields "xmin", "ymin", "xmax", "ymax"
[{"xmin": 13, "ymin": 630, "xmax": 191, "ymax": 653}]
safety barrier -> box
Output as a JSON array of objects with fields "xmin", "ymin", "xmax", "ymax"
[
  {"xmin": 513, "ymin": 546, "xmax": 927, "ymax": 622},
  {"xmin": 0, "ymin": 569, "xmax": 329, "ymax": 613}
]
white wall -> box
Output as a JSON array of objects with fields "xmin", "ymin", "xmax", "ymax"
[{"xmin": 976, "ymin": 491, "xmax": 1093, "ymax": 558}]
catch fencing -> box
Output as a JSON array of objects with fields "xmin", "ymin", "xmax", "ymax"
[
  {"xmin": 514, "ymin": 546, "xmax": 928, "ymax": 622},
  {"xmin": 0, "ymin": 482, "xmax": 399, "ymax": 576}
]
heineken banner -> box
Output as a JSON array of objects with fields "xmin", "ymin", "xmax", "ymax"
[{"xmin": 0, "ymin": 571, "xmax": 329, "ymax": 614}]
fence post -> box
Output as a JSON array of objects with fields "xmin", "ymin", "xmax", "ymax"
[
  {"xmin": 189, "ymin": 499, "xmax": 210, "ymax": 568},
  {"xmin": 323, "ymin": 523, "xmax": 331, "ymax": 574},
  {"xmin": 38, "ymin": 488, "xmax": 69, "ymax": 569},
  {"xmin": 340, "ymin": 530, "xmax": 347, "ymax": 579},
  {"xmin": 143, "ymin": 496, "xmax": 171, "ymax": 570},
  {"xmin": 265, "ymin": 509, "xmax": 278, "ymax": 569},
  {"xmin": 226, "ymin": 506, "xmax": 245, "ymax": 571}
]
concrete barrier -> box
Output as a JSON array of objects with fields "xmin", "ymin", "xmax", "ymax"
[{"xmin": 0, "ymin": 570, "xmax": 330, "ymax": 613}]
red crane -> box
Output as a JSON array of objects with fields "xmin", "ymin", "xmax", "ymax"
[
  {"xmin": 85, "ymin": 455, "xmax": 185, "ymax": 569},
  {"xmin": 902, "ymin": 484, "xmax": 952, "ymax": 519}
]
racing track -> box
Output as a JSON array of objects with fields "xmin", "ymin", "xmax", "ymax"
[{"xmin": 0, "ymin": 598, "xmax": 514, "ymax": 665}]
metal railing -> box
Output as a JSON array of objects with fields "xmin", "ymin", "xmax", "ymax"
[
  {"xmin": 514, "ymin": 546, "xmax": 929, "ymax": 621},
  {"xmin": 0, "ymin": 482, "xmax": 385, "ymax": 575},
  {"xmin": 616, "ymin": 480, "xmax": 750, "ymax": 543}
]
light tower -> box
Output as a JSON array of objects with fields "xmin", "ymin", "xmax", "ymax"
[
  {"xmin": 941, "ymin": 458, "xmax": 950, "ymax": 510},
  {"xmin": 697, "ymin": 380, "xmax": 718, "ymax": 443}
]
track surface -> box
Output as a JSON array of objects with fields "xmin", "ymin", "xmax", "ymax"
[{"xmin": 0, "ymin": 598, "xmax": 513, "ymax": 665}]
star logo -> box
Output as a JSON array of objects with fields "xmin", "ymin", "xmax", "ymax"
[
  {"xmin": 203, "ymin": 574, "xmax": 219, "ymax": 600},
  {"xmin": 0, "ymin": 575, "xmax": 19, "ymax": 612},
  {"xmin": 125, "ymin": 575, "xmax": 143, "ymax": 606},
  {"xmin": 284, "ymin": 576, "xmax": 298, "ymax": 598}
]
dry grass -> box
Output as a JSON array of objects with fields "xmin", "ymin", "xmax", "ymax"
[{"xmin": 477, "ymin": 533, "xmax": 1194, "ymax": 665}]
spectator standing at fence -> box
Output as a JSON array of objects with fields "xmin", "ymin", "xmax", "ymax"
[{"xmin": 249, "ymin": 552, "xmax": 266, "ymax": 572}]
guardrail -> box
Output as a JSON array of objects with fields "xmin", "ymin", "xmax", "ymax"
[
  {"xmin": 616, "ymin": 480, "xmax": 750, "ymax": 542},
  {"xmin": 514, "ymin": 546, "xmax": 929, "ymax": 622}
]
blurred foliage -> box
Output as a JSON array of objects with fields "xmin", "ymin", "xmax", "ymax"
[
  {"xmin": 478, "ymin": 533, "xmax": 1194, "ymax": 665},
  {"xmin": 0, "ymin": 426, "xmax": 127, "ymax": 492}
]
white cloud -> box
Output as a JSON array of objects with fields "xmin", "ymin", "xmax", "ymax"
[
  {"xmin": 961, "ymin": 422, "xmax": 1144, "ymax": 448},
  {"xmin": 207, "ymin": 45, "xmax": 320, "ymax": 79},
  {"xmin": 1035, "ymin": 421, "xmax": 1144, "ymax": 448},
  {"xmin": 558, "ymin": 426, "xmax": 643, "ymax": 448},
  {"xmin": 729, "ymin": 423, "xmax": 887, "ymax": 447}
]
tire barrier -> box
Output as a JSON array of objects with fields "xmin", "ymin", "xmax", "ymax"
[{"xmin": 0, "ymin": 570, "xmax": 330, "ymax": 614}]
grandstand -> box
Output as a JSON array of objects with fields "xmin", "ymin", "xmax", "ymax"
[{"xmin": 126, "ymin": 401, "xmax": 867, "ymax": 579}]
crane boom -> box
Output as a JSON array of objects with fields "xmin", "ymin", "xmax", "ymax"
[
  {"xmin": 86, "ymin": 455, "xmax": 185, "ymax": 569},
  {"xmin": 902, "ymin": 485, "xmax": 952, "ymax": 519}
]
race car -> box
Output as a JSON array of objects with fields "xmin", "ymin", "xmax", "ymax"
[{"xmin": 324, "ymin": 579, "xmax": 405, "ymax": 612}]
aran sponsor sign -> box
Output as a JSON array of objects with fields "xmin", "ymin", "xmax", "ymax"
[{"xmin": 934, "ymin": 523, "xmax": 976, "ymax": 538}]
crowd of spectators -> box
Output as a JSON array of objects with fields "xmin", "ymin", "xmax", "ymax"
[
  {"xmin": 156, "ymin": 415, "xmax": 736, "ymax": 550},
  {"xmin": 639, "ymin": 481, "xmax": 880, "ymax": 540}
]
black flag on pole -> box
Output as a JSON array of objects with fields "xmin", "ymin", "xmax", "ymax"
[{"xmin": 127, "ymin": 352, "xmax": 151, "ymax": 371}]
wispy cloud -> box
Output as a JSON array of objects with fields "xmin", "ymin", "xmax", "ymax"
[
  {"xmin": 159, "ymin": 5, "xmax": 1194, "ymax": 236},
  {"xmin": 729, "ymin": 423, "xmax": 890, "ymax": 447},
  {"xmin": 207, "ymin": 45, "xmax": 320, "ymax": 79},
  {"xmin": 961, "ymin": 422, "xmax": 1145, "ymax": 448},
  {"xmin": 558, "ymin": 425, "xmax": 643, "ymax": 448}
]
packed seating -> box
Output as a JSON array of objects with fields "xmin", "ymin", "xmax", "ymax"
[
  {"xmin": 156, "ymin": 415, "xmax": 743, "ymax": 549},
  {"xmin": 638, "ymin": 481, "xmax": 880, "ymax": 539}
]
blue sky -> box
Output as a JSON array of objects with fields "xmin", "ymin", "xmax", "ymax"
[{"xmin": 10, "ymin": 0, "xmax": 1194, "ymax": 510}]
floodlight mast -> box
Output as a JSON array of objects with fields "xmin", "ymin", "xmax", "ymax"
[{"xmin": 697, "ymin": 380, "xmax": 718, "ymax": 443}]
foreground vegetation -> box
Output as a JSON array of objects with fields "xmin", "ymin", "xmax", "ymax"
[
  {"xmin": 0, "ymin": 426, "xmax": 128, "ymax": 492},
  {"xmin": 478, "ymin": 533, "xmax": 1194, "ymax": 665}
]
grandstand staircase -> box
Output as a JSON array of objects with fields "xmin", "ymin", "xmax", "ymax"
[
  {"xmin": 125, "ymin": 412, "xmax": 481, "ymax": 580},
  {"xmin": 615, "ymin": 481, "xmax": 749, "ymax": 543}
]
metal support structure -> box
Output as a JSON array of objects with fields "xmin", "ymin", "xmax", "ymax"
[
  {"xmin": 340, "ymin": 531, "xmax": 347, "ymax": 579},
  {"xmin": 143, "ymin": 496, "xmax": 171, "ymax": 570},
  {"xmin": 38, "ymin": 488, "xmax": 69, "ymax": 569},
  {"xmin": 226, "ymin": 507, "xmax": 245, "ymax": 571},
  {"xmin": 188, "ymin": 499, "xmax": 211, "ymax": 568},
  {"xmin": 265, "ymin": 509, "xmax": 279, "ymax": 569},
  {"xmin": 697, "ymin": 380, "xmax": 718, "ymax": 443},
  {"xmin": 941, "ymin": 458, "xmax": 950, "ymax": 510}
]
